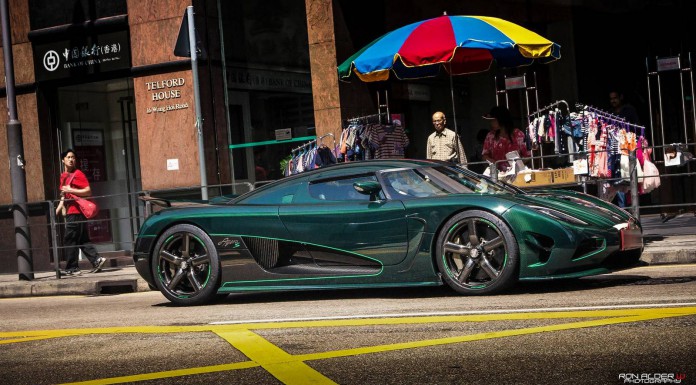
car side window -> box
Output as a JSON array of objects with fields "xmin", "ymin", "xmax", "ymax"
[
  {"xmin": 308, "ymin": 175, "xmax": 377, "ymax": 202},
  {"xmin": 237, "ymin": 182, "xmax": 301, "ymax": 205},
  {"xmin": 382, "ymin": 169, "xmax": 449, "ymax": 198}
]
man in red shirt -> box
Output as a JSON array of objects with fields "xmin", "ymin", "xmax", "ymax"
[{"xmin": 55, "ymin": 149, "xmax": 106, "ymax": 275}]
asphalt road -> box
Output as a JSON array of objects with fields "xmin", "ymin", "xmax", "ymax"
[{"xmin": 1, "ymin": 264, "xmax": 695, "ymax": 385}]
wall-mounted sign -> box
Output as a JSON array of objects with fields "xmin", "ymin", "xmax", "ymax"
[
  {"xmin": 275, "ymin": 128, "xmax": 292, "ymax": 141},
  {"xmin": 504, "ymin": 75, "xmax": 526, "ymax": 90},
  {"xmin": 167, "ymin": 159, "xmax": 180, "ymax": 171},
  {"xmin": 73, "ymin": 129, "xmax": 106, "ymax": 182},
  {"xmin": 144, "ymin": 77, "xmax": 190, "ymax": 114},
  {"xmin": 657, "ymin": 56, "xmax": 681, "ymax": 72},
  {"xmin": 227, "ymin": 66, "xmax": 312, "ymax": 94},
  {"xmin": 407, "ymin": 84, "xmax": 431, "ymax": 101},
  {"xmin": 32, "ymin": 30, "xmax": 130, "ymax": 82}
]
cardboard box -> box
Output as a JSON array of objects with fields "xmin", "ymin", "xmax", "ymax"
[
  {"xmin": 510, "ymin": 170, "xmax": 554, "ymax": 187},
  {"xmin": 552, "ymin": 167, "xmax": 576, "ymax": 184}
]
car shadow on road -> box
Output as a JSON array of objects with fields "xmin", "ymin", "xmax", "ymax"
[
  {"xmin": 511, "ymin": 274, "xmax": 651, "ymax": 294},
  {"xmin": 153, "ymin": 273, "xmax": 696, "ymax": 306}
]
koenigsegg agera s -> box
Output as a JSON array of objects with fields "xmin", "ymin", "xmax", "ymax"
[{"xmin": 133, "ymin": 159, "xmax": 643, "ymax": 305}]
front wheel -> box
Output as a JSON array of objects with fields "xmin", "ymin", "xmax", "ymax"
[
  {"xmin": 151, "ymin": 224, "xmax": 221, "ymax": 306},
  {"xmin": 435, "ymin": 210, "xmax": 519, "ymax": 295}
]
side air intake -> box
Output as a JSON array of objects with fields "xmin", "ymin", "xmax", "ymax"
[{"xmin": 243, "ymin": 237, "xmax": 279, "ymax": 269}]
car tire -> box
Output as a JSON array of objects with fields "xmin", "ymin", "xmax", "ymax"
[
  {"xmin": 435, "ymin": 210, "xmax": 519, "ymax": 295},
  {"xmin": 151, "ymin": 224, "xmax": 221, "ymax": 306}
]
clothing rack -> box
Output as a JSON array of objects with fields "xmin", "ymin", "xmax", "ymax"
[
  {"xmin": 576, "ymin": 103, "xmax": 646, "ymax": 135},
  {"xmin": 528, "ymin": 99, "xmax": 569, "ymax": 118},
  {"xmin": 526, "ymin": 99, "xmax": 570, "ymax": 168},
  {"xmin": 346, "ymin": 112, "xmax": 389, "ymax": 125},
  {"xmin": 291, "ymin": 132, "xmax": 336, "ymax": 154}
]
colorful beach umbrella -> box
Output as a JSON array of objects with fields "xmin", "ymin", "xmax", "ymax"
[{"xmin": 338, "ymin": 15, "xmax": 561, "ymax": 82}]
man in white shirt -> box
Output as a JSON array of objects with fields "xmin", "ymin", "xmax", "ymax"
[{"xmin": 426, "ymin": 111, "xmax": 467, "ymax": 166}]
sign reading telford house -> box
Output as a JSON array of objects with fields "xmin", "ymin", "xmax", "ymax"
[{"xmin": 144, "ymin": 77, "xmax": 190, "ymax": 114}]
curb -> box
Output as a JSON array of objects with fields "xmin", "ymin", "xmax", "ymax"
[
  {"xmin": 0, "ymin": 277, "xmax": 151, "ymax": 298},
  {"xmin": 640, "ymin": 250, "xmax": 696, "ymax": 265}
]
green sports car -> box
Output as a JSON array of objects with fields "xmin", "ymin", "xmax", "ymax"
[{"xmin": 133, "ymin": 159, "xmax": 643, "ymax": 305}]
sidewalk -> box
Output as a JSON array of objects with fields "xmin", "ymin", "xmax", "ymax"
[
  {"xmin": 0, "ymin": 265, "xmax": 152, "ymax": 298},
  {"xmin": 1, "ymin": 213, "xmax": 694, "ymax": 298}
]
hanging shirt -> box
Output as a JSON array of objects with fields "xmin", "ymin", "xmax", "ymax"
[
  {"xmin": 482, "ymin": 128, "xmax": 530, "ymax": 171},
  {"xmin": 370, "ymin": 124, "xmax": 410, "ymax": 159}
]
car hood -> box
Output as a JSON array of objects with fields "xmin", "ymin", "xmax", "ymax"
[{"xmin": 504, "ymin": 190, "xmax": 634, "ymax": 227}]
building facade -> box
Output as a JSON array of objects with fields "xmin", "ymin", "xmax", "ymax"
[{"xmin": 0, "ymin": 0, "xmax": 692, "ymax": 273}]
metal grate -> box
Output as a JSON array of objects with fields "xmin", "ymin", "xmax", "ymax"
[{"xmin": 243, "ymin": 237, "xmax": 279, "ymax": 269}]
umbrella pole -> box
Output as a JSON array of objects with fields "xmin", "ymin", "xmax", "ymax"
[
  {"xmin": 449, "ymin": 67, "xmax": 458, "ymax": 132},
  {"xmin": 448, "ymin": 64, "xmax": 462, "ymax": 164}
]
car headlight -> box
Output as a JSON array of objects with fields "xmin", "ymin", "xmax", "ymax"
[{"xmin": 528, "ymin": 205, "xmax": 589, "ymax": 226}]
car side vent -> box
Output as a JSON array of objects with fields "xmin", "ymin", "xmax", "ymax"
[
  {"xmin": 571, "ymin": 237, "xmax": 605, "ymax": 261},
  {"xmin": 525, "ymin": 233, "xmax": 554, "ymax": 264},
  {"xmin": 243, "ymin": 237, "xmax": 279, "ymax": 269}
]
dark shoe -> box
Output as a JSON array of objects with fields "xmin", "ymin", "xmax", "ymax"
[
  {"xmin": 63, "ymin": 268, "xmax": 82, "ymax": 276},
  {"xmin": 90, "ymin": 257, "xmax": 107, "ymax": 273},
  {"xmin": 661, "ymin": 213, "xmax": 676, "ymax": 223}
]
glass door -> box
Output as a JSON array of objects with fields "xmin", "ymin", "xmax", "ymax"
[{"xmin": 56, "ymin": 78, "xmax": 141, "ymax": 254}]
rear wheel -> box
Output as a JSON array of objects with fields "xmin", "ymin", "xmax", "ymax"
[
  {"xmin": 435, "ymin": 210, "xmax": 519, "ymax": 295},
  {"xmin": 152, "ymin": 224, "xmax": 221, "ymax": 306}
]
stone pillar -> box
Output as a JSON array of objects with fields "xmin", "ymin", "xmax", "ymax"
[
  {"xmin": 127, "ymin": 0, "xmax": 203, "ymax": 191},
  {"xmin": 0, "ymin": 0, "xmax": 41, "ymax": 205},
  {"xmin": 305, "ymin": 0, "xmax": 343, "ymax": 144}
]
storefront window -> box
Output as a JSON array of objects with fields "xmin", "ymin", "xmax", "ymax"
[{"xmin": 219, "ymin": 0, "xmax": 314, "ymax": 182}]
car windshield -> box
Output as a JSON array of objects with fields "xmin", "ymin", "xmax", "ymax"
[{"xmin": 381, "ymin": 166, "xmax": 514, "ymax": 198}]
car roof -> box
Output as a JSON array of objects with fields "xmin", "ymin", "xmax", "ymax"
[{"xmin": 229, "ymin": 159, "xmax": 449, "ymax": 203}]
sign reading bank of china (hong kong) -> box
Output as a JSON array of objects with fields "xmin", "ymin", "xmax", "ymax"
[{"xmin": 32, "ymin": 30, "xmax": 130, "ymax": 82}]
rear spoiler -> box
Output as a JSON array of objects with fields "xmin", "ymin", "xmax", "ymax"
[{"xmin": 139, "ymin": 196, "xmax": 211, "ymax": 210}]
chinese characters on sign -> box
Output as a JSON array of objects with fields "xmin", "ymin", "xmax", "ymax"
[
  {"xmin": 33, "ymin": 31, "xmax": 131, "ymax": 82},
  {"xmin": 72, "ymin": 129, "xmax": 111, "ymax": 243},
  {"xmin": 73, "ymin": 130, "xmax": 106, "ymax": 183}
]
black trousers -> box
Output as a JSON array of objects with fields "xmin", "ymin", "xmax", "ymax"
[{"xmin": 63, "ymin": 214, "xmax": 99, "ymax": 270}]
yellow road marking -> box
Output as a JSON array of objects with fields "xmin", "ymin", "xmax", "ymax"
[
  {"xmin": 60, "ymin": 362, "xmax": 259, "ymax": 385},
  {"xmin": 218, "ymin": 329, "xmax": 338, "ymax": 385},
  {"xmin": 0, "ymin": 306, "xmax": 693, "ymax": 385}
]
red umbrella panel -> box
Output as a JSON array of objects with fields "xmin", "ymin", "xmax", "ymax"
[{"xmin": 338, "ymin": 15, "xmax": 561, "ymax": 82}]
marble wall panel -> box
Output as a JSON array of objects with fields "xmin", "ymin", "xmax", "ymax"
[
  {"xmin": 133, "ymin": 70, "xmax": 201, "ymax": 191},
  {"xmin": 305, "ymin": 0, "xmax": 334, "ymax": 44},
  {"xmin": 127, "ymin": 0, "xmax": 192, "ymax": 25},
  {"xmin": 305, "ymin": 0, "xmax": 342, "ymax": 139},
  {"xmin": 10, "ymin": 0, "xmax": 30, "ymax": 44},
  {"xmin": 129, "ymin": 18, "xmax": 183, "ymax": 67},
  {"xmin": 313, "ymin": 107, "xmax": 342, "ymax": 143},
  {"xmin": 0, "ymin": 42, "xmax": 35, "ymax": 88},
  {"xmin": 0, "ymin": 93, "xmax": 43, "ymax": 205}
]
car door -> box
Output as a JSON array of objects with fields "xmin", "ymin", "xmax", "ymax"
[{"xmin": 279, "ymin": 173, "xmax": 409, "ymax": 266}]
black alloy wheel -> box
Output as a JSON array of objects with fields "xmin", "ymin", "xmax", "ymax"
[
  {"xmin": 435, "ymin": 210, "xmax": 519, "ymax": 295},
  {"xmin": 152, "ymin": 224, "xmax": 221, "ymax": 305}
]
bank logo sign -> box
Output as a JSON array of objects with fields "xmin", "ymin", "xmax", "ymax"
[
  {"xmin": 33, "ymin": 30, "xmax": 130, "ymax": 82},
  {"xmin": 43, "ymin": 50, "xmax": 60, "ymax": 71}
]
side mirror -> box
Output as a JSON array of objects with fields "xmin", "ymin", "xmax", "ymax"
[{"xmin": 353, "ymin": 181, "xmax": 382, "ymax": 201}]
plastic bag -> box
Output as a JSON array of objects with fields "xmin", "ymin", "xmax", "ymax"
[{"xmin": 641, "ymin": 159, "xmax": 661, "ymax": 193}]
